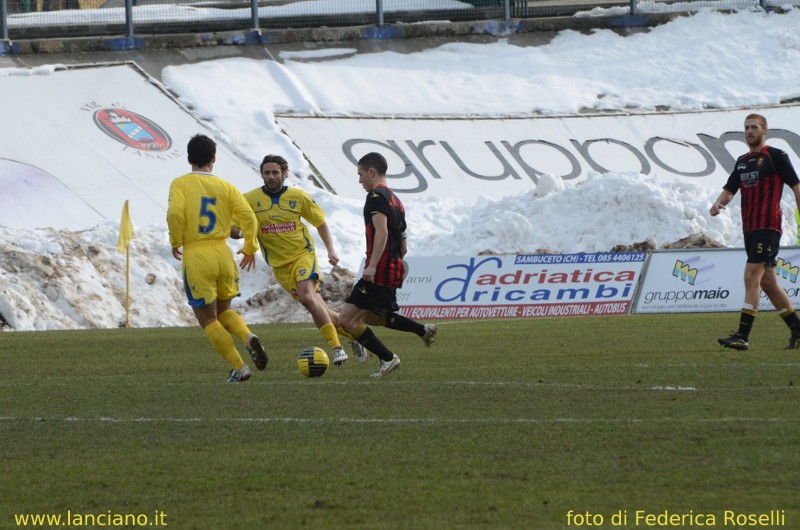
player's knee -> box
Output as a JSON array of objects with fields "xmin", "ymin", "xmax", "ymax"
[
  {"xmin": 338, "ymin": 320, "xmax": 355, "ymax": 335},
  {"xmin": 760, "ymin": 271, "xmax": 778, "ymax": 288},
  {"xmin": 337, "ymin": 315, "xmax": 358, "ymax": 335},
  {"xmin": 328, "ymin": 311, "xmax": 340, "ymax": 327},
  {"xmin": 296, "ymin": 290, "xmax": 316, "ymax": 308}
]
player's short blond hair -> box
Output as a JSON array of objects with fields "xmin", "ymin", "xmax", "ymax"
[{"xmin": 745, "ymin": 113, "xmax": 767, "ymax": 129}]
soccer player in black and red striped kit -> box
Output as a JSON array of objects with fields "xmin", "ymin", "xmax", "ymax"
[
  {"xmin": 710, "ymin": 113, "xmax": 800, "ymax": 350},
  {"xmin": 338, "ymin": 152, "xmax": 437, "ymax": 378}
]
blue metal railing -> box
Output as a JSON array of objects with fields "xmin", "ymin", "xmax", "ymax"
[{"xmin": 0, "ymin": 0, "xmax": 780, "ymax": 47}]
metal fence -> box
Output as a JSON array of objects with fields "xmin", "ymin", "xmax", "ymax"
[{"xmin": 0, "ymin": 0, "xmax": 784, "ymax": 42}]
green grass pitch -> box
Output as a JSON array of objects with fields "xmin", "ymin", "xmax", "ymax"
[{"xmin": 1, "ymin": 313, "xmax": 798, "ymax": 529}]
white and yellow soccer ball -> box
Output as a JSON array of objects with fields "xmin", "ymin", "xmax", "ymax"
[{"xmin": 297, "ymin": 346, "xmax": 330, "ymax": 378}]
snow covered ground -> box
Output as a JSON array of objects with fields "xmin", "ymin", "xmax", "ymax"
[{"xmin": 2, "ymin": 9, "xmax": 800, "ymax": 331}]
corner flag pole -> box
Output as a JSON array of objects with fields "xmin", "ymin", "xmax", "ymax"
[
  {"xmin": 125, "ymin": 245, "xmax": 130, "ymax": 328},
  {"xmin": 117, "ymin": 200, "xmax": 134, "ymax": 329}
]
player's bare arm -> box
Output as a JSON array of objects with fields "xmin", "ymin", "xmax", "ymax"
[
  {"xmin": 316, "ymin": 222, "xmax": 339, "ymax": 266},
  {"xmin": 710, "ymin": 190, "xmax": 734, "ymax": 216},
  {"xmin": 792, "ymin": 183, "xmax": 800, "ymax": 212}
]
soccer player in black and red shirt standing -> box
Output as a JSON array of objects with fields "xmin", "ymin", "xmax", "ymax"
[
  {"xmin": 338, "ymin": 152, "xmax": 436, "ymax": 378},
  {"xmin": 710, "ymin": 113, "xmax": 800, "ymax": 350}
]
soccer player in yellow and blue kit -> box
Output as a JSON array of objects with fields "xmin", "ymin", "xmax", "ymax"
[
  {"xmin": 167, "ymin": 134, "xmax": 268, "ymax": 383},
  {"xmin": 236, "ymin": 154, "xmax": 362, "ymax": 366}
]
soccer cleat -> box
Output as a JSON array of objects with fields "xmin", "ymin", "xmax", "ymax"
[
  {"xmin": 226, "ymin": 364, "xmax": 252, "ymax": 383},
  {"xmin": 369, "ymin": 354, "xmax": 401, "ymax": 378},
  {"xmin": 421, "ymin": 323, "xmax": 438, "ymax": 347},
  {"xmin": 246, "ymin": 333, "xmax": 269, "ymax": 371},
  {"xmin": 351, "ymin": 340, "xmax": 368, "ymax": 364},
  {"xmin": 784, "ymin": 331, "xmax": 800, "ymax": 350},
  {"xmin": 331, "ymin": 346, "xmax": 348, "ymax": 366},
  {"xmin": 717, "ymin": 332, "xmax": 749, "ymax": 351}
]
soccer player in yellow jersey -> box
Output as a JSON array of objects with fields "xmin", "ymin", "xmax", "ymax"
[
  {"xmin": 236, "ymin": 154, "xmax": 365, "ymax": 366},
  {"xmin": 167, "ymin": 134, "xmax": 268, "ymax": 383}
]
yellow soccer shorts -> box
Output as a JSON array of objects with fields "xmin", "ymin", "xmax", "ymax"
[
  {"xmin": 273, "ymin": 252, "xmax": 322, "ymax": 301},
  {"xmin": 182, "ymin": 244, "xmax": 240, "ymax": 307}
]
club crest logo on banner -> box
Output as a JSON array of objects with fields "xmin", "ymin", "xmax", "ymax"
[{"xmin": 93, "ymin": 108, "xmax": 172, "ymax": 152}]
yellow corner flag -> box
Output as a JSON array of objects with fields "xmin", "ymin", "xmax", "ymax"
[
  {"xmin": 118, "ymin": 200, "xmax": 134, "ymax": 328},
  {"xmin": 117, "ymin": 200, "xmax": 134, "ymax": 252}
]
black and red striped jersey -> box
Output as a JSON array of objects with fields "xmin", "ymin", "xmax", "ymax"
[
  {"xmin": 723, "ymin": 146, "xmax": 800, "ymax": 233},
  {"xmin": 363, "ymin": 184, "xmax": 407, "ymax": 288}
]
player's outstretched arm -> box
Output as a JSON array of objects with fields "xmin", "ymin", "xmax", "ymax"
[{"xmin": 316, "ymin": 222, "xmax": 339, "ymax": 266}]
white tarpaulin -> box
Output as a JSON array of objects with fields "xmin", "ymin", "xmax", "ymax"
[
  {"xmin": 277, "ymin": 107, "xmax": 800, "ymax": 200},
  {"xmin": 0, "ymin": 63, "xmax": 259, "ymax": 230}
]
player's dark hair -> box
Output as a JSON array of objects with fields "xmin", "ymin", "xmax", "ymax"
[
  {"xmin": 358, "ymin": 152, "xmax": 388, "ymax": 176},
  {"xmin": 260, "ymin": 154, "xmax": 289, "ymax": 175},
  {"xmin": 187, "ymin": 134, "xmax": 216, "ymax": 167}
]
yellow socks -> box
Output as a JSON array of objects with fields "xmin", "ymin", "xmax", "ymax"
[
  {"xmin": 336, "ymin": 325, "xmax": 353, "ymax": 340},
  {"xmin": 204, "ymin": 320, "xmax": 244, "ymax": 369},
  {"xmin": 320, "ymin": 323, "xmax": 342, "ymax": 349},
  {"xmin": 337, "ymin": 321, "xmax": 367, "ymax": 341},
  {"xmin": 218, "ymin": 309, "xmax": 251, "ymax": 344}
]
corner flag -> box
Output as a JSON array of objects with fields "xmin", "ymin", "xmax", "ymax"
[
  {"xmin": 117, "ymin": 200, "xmax": 134, "ymax": 252},
  {"xmin": 118, "ymin": 200, "xmax": 134, "ymax": 328}
]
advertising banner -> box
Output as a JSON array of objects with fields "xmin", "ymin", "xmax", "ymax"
[
  {"xmin": 396, "ymin": 252, "xmax": 646, "ymax": 319},
  {"xmin": 632, "ymin": 248, "xmax": 800, "ymax": 313},
  {"xmin": 277, "ymin": 107, "xmax": 800, "ymax": 201}
]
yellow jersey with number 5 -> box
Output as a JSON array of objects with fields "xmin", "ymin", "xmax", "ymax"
[{"xmin": 167, "ymin": 171, "xmax": 257, "ymax": 255}]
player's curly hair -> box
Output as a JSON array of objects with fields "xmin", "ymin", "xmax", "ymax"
[{"xmin": 260, "ymin": 154, "xmax": 289, "ymax": 176}]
